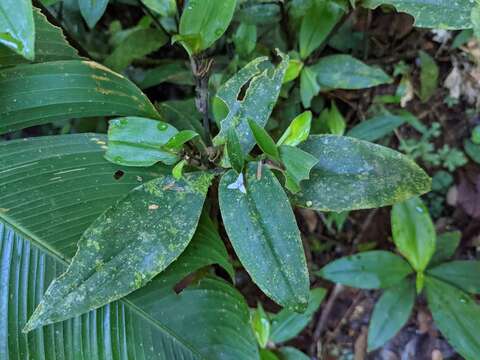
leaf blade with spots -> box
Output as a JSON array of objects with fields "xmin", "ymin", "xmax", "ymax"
[
  {"xmin": 219, "ymin": 162, "xmax": 310, "ymax": 311},
  {"xmin": 24, "ymin": 171, "xmax": 214, "ymax": 331}
]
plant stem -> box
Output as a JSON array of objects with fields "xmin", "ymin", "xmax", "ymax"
[{"xmin": 190, "ymin": 55, "xmax": 213, "ymax": 145}]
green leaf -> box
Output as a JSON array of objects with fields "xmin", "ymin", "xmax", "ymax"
[
  {"xmin": 213, "ymin": 53, "xmax": 289, "ymax": 154},
  {"xmin": 135, "ymin": 61, "xmax": 194, "ymax": 89},
  {"xmin": 24, "ymin": 171, "xmax": 214, "ymax": 331},
  {"xmin": 270, "ymin": 288, "xmax": 326, "ymax": 343},
  {"xmin": 283, "ymin": 59, "xmax": 304, "ymax": 83},
  {"xmin": 234, "ymin": 22, "xmax": 257, "ymax": 56},
  {"xmin": 0, "ymin": 60, "xmax": 160, "ymax": 134},
  {"xmin": 425, "ymin": 276, "xmax": 480, "ymax": 359},
  {"xmin": 165, "ymin": 130, "xmax": 199, "ymax": 151},
  {"xmin": 465, "ymin": 139, "xmax": 480, "ymax": 164},
  {"xmin": 367, "ymin": 279, "xmax": 415, "ymax": 351},
  {"xmin": 318, "ymin": 251, "xmax": 413, "ymax": 289},
  {"xmin": 158, "ymin": 99, "xmax": 207, "ymax": 141},
  {"xmin": 105, "ymin": 117, "xmax": 180, "ymax": 167},
  {"xmin": 79, "ymin": 0, "xmax": 109, "ymax": 28},
  {"xmin": 428, "ymin": 261, "xmax": 480, "ymax": 294},
  {"xmin": 430, "ymin": 231, "xmax": 462, "ymax": 265},
  {"xmin": 325, "ymin": 101, "xmax": 346, "ymax": 135},
  {"xmin": 141, "ymin": 0, "xmax": 177, "ymax": 17},
  {"xmin": 0, "ymin": 0, "xmax": 35, "ymax": 60},
  {"xmin": 0, "ymin": 8, "xmax": 79, "ymax": 68},
  {"xmin": 311, "ymin": 54, "xmax": 392, "ymax": 90},
  {"xmin": 252, "ymin": 303, "xmax": 271, "ymax": 348},
  {"xmin": 174, "ymin": 0, "xmax": 236, "ymax": 55},
  {"xmin": 363, "ymin": 0, "xmax": 475, "ymax": 29},
  {"xmin": 472, "ymin": 4, "xmax": 480, "ymax": 38},
  {"xmin": 172, "ymin": 159, "xmax": 187, "ymax": 179},
  {"xmin": 279, "ymin": 145, "xmax": 319, "ymax": 194},
  {"xmin": 391, "ymin": 197, "xmax": 436, "ymax": 272},
  {"xmin": 219, "ymin": 163, "xmax": 310, "ymax": 311},
  {"xmin": 276, "ymin": 347, "xmax": 310, "ymax": 360},
  {"xmin": 260, "ymin": 349, "xmax": 281, "ymax": 360},
  {"xmin": 0, "ymin": 134, "xmax": 257, "ymax": 359},
  {"xmin": 299, "ymin": 0, "xmax": 345, "ymax": 59},
  {"xmin": 419, "ymin": 50, "xmax": 439, "ymax": 102},
  {"xmin": 227, "ymin": 127, "xmax": 245, "ymax": 173},
  {"xmin": 294, "ymin": 135, "xmax": 431, "ymax": 212},
  {"xmin": 300, "ymin": 66, "xmax": 320, "ymax": 108},
  {"xmin": 347, "ymin": 112, "xmax": 406, "ymax": 142},
  {"xmin": 277, "ymin": 111, "xmax": 312, "ymax": 147},
  {"xmin": 248, "ymin": 118, "xmax": 280, "ymax": 160},
  {"xmin": 105, "ymin": 27, "xmax": 168, "ymax": 71}
]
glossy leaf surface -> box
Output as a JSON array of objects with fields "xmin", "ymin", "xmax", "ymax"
[
  {"xmin": 367, "ymin": 279, "xmax": 415, "ymax": 351},
  {"xmin": 219, "ymin": 163, "xmax": 310, "ymax": 310},
  {"xmin": 318, "ymin": 251, "xmax": 413, "ymax": 289},
  {"xmin": 0, "ymin": 0, "xmax": 35, "ymax": 60},
  {"xmin": 0, "ymin": 60, "xmax": 159, "ymax": 134},
  {"xmin": 294, "ymin": 135, "xmax": 431, "ymax": 212}
]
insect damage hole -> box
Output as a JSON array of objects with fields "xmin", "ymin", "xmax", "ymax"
[{"xmin": 113, "ymin": 170, "xmax": 125, "ymax": 180}]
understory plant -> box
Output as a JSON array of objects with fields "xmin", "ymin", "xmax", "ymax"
[{"xmin": 0, "ymin": 0, "xmax": 479, "ymax": 359}]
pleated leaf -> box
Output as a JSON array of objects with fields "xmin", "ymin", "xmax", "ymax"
[
  {"xmin": 0, "ymin": 60, "xmax": 159, "ymax": 134},
  {"xmin": 0, "ymin": 133, "xmax": 258, "ymax": 360}
]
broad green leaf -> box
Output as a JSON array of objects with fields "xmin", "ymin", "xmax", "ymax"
[
  {"xmin": 294, "ymin": 135, "xmax": 431, "ymax": 212},
  {"xmin": 213, "ymin": 53, "xmax": 289, "ymax": 154},
  {"xmin": 234, "ymin": 22, "xmax": 257, "ymax": 56},
  {"xmin": 277, "ymin": 111, "xmax": 312, "ymax": 147},
  {"xmin": 104, "ymin": 117, "xmax": 180, "ymax": 167},
  {"xmin": 367, "ymin": 279, "xmax": 415, "ymax": 351},
  {"xmin": 0, "ymin": 8, "xmax": 79, "ymax": 68},
  {"xmin": 425, "ymin": 276, "xmax": 480, "ymax": 359},
  {"xmin": 0, "ymin": 134, "xmax": 257, "ymax": 359},
  {"xmin": 158, "ymin": 99, "xmax": 206, "ymax": 141},
  {"xmin": 428, "ymin": 261, "xmax": 480, "ymax": 294},
  {"xmin": 79, "ymin": 0, "xmax": 109, "ymax": 28},
  {"xmin": 300, "ymin": 66, "xmax": 320, "ymax": 108},
  {"xmin": 391, "ymin": 197, "xmax": 436, "ymax": 272},
  {"xmin": 105, "ymin": 27, "xmax": 168, "ymax": 71},
  {"xmin": 0, "ymin": 0, "xmax": 35, "ymax": 60},
  {"xmin": 219, "ymin": 163, "xmax": 310, "ymax": 311},
  {"xmin": 134, "ymin": 61, "xmax": 194, "ymax": 89},
  {"xmin": 141, "ymin": 0, "xmax": 177, "ymax": 17},
  {"xmin": 283, "ymin": 59, "xmax": 304, "ymax": 83},
  {"xmin": 465, "ymin": 139, "xmax": 480, "ymax": 164},
  {"xmin": 270, "ymin": 288, "xmax": 326, "ymax": 343},
  {"xmin": 248, "ymin": 118, "xmax": 280, "ymax": 160},
  {"xmin": 347, "ymin": 113, "xmax": 406, "ymax": 142},
  {"xmin": 24, "ymin": 171, "xmax": 214, "ymax": 331},
  {"xmin": 430, "ymin": 231, "xmax": 461, "ymax": 265},
  {"xmin": 363, "ymin": 0, "xmax": 475, "ymax": 29},
  {"xmin": 419, "ymin": 50, "xmax": 439, "ymax": 102},
  {"xmin": 311, "ymin": 55, "xmax": 392, "ymax": 90},
  {"xmin": 174, "ymin": 0, "xmax": 236, "ymax": 55},
  {"xmin": 251, "ymin": 304, "xmax": 271, "ymax": 348},
  {"xmin": 165, "ymin": 130, "xmax": 199, "ymax": 150},
  {"xmin": 279, "ymin": 145, "xmax": 318, "ymax": 194},
  {"xmin": 318, "ymin": 251, "xmax": 413, "ymax": 289},
  {"xmin": 227, "ymin": 127, "xmax": 245, "ymax": 173},
  {"xmin": 0, "ymin": 60, "xmax": 160, "ymax": 134},
  {"xmin": 277, "ymin": 347, "xmax": 310, "ymax": 360},
  {"xmin": 299, "ymin": 0, "xmax": 345, "ymax": 59}
]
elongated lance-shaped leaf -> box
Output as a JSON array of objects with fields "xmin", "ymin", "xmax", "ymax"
[
  {"xmin": 0, "ymin": 8, "xmax": 79, "ymax": 68},
  {"xmin": 213, "ymin": 53, "xmax": 289, "ymax": 155},
  {"xmin": 294, "ymin": 135, "xmax": 431, "ymax": 212},
  {"xmin": 0, "ymin": 60, "xmax": 160, "ymax": 134},
  {"xmin": 0, "ymin": 0, "xmax": 35, "ymax": 60},
  {"xmin": 24, "ymin": 171, "xmax": 213, "ymax": 331},
  {"xmin": 0, "ymin": 134, "xmax": 258, "ymax": 359},
  {"xmin": 79, "ymin": 0, "xmax": 109, "ymax": 29},
  {"xmin": 219, "ymin": 162, "xmax": 310, "ymax": 311}
]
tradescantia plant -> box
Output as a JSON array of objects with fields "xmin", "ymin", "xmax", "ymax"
[{"xmin": 0, "ymin": 0, "xmax": 477, "ymax": 359}]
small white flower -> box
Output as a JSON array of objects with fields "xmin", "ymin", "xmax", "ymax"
[{"xmin": 227, "ymin": 173, "xmax": 246, "ymax": 194}]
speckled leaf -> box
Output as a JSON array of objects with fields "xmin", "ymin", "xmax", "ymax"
[
  {"xmin": 367, "ymin": 279, "xmax": 415, "ymax": 351},
  {"xmin": 311, "ymin": 55, "xmax": 392, "ymax": 90},
  {"xmin": 24, "ymin": 171, "xmax": 213, "ymax": 331},
  {"xmin": 428, "ymin": 261, "xmax": 480, "ymax": 294},
  {"xmin": 430, "ymin": 231, "xmax": 462, "ymax": 265},
  {"xmin": 105, "ymin": 116, "xmax": 180, "ymax": 167},
  {"xmin": 279, "ymin": 145, "xmax": 318, "ymax": 194},
  {"xmin": 219, "ymin": 162, "xmax": 310, "ymax": 311},
  {"xmin": 0, "ymin": 0, "xmax": 35, "ymax": 60},
  {"xmin": 294, "ymin": 135, "xmax": 431, "ymax": 212},
  {"xmin": 391, "ymin": 197, "xmax": 436, "ymax": 272},
  {"xmin": 227, "ymin": 127, "xmax": 245, "ymax": 173},
  {"xmin": 79, "ymin": 0, "xmax": 109, "ymax": 28},
  {"xmin": 213, "ymin": 53, "xmax": 289, "ymax": 155},
  {"xmin": 0, "ymin": 8, "xmax": 79, "ymax": 68},
  {"xmin": 425, "ymin": 276, "xmax": 480, "ymax": 359},
  {"xmin": 299, "ymin": 0, "xmax": 345, "ymax": 59},
  {"xmin": 174, "ymin": 0, "xmax": 236, "ymax": 55},
  {"xmin": 0, "ymin": 133, "xmax": 258, "ymax": 359},
  {"xmin": 318, "ymin": 251, "xmax": 413, "ymax": 289},
  {"xmin": 270, "ymin": 288, "xmax": 326, "ymax": 343},
  {"xmin": 0, "ymin": 60, "xmax": 160, "ymax": 134},
  {"xmin": 363, "ymin": 0, "xmax": 475, "ymax": 29}
]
